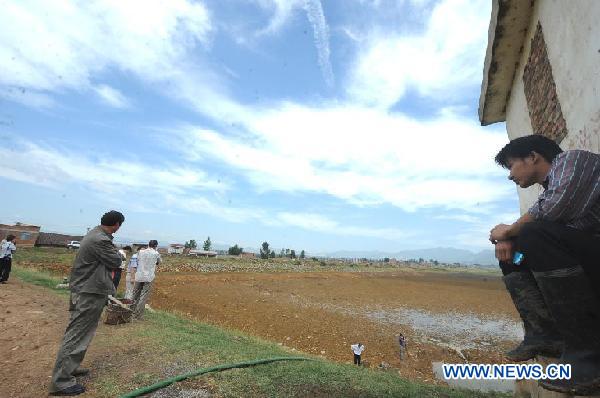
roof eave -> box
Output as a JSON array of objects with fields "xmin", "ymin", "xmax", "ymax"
[{"xmin": 479, "ymin": 0, "xmax": 534, "ymax": 126}]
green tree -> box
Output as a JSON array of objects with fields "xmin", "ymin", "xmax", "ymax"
[
  {"xmin": 279, "ymin": 248, "xmax": 285, "ymax": 258},
  {"xmin": 228, "ymin": 244, "xmax": 243, "ymax": 255},
  {"xmin": 290, "ymin": 249, "xmax": 296, "ymax": 259},
  {"xmin": 260, "ymin": 242, "xmax": 270, "ymax": 259},
  {"xmin": 185, "ymin": 240, "xmax": 197, "ymax": 249},
  {"xmin": 269, "ymin": 250, "xmax": 276, "ymax": 258},
  {"xmin": 300, "ymin": 250, "xmax": 305, "ymax": 259},
  {"xmin": 203, "ymin": 236, "xmax": 212, "ymax": 251},
  {"xmin": 285, "ymin": 248, "xmax": 290, "ymax": 257}
]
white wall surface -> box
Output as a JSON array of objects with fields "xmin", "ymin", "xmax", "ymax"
[{"xmin": 504, "ymin": 0, "xmax": 600, "ymax": 214}]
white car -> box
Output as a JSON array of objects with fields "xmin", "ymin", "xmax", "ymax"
[{"xmin": 67, "ymin": 240, "xmax": 81, "ymax": 249}]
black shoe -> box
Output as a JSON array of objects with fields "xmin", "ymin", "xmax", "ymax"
[
  {"xmin": 502, "ymin": 272, "xmax": 562, "ymax": 361},
  {"xmin": 539, "ymin": 376, "xmax": 600, "ymax": 395},
  {"xmin": 49, "ymin": 384, "xmax": 86, "ymax": 396},
  {"xmin": 505, "ymin": 340, "xmax": 562, "ymax": 362},
  {"xmin": 73, "ymin": 367, "xmax": 90, "ymax": 376},
  {"xmin": 533, "ymin": 266, "xmax": 600, "ymax": 395}
]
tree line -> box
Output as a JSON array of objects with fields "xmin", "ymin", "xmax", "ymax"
[{"xmin": 183, "ymin": 238, "xmax": 305, "ymax": 259}]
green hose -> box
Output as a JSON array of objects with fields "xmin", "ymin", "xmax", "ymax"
[{"xmin": 120, "ymin": 356, "xmax": 314, "ymax": 397}]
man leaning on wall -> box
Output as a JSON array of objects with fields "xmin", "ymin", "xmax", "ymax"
[
  {"xmin": 489, "ymin": 135, "xmax": 600, "ymax": 395},
  {"xmin": 49, "ymin": 210, "xmax": 124, "ymax": 396}
]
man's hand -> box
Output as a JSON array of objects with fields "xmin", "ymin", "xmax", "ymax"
[
  {"xmin": 490, "ymin": 224, "xmax": 511, "ymax": 243},
  {"xmin": 494, "ymin": 240, "xmax": 515, "ymax": 262}
]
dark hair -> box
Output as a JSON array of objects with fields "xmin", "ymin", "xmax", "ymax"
[
  {"xmin": 6, "ymin": 234, "xmax": 16, "ymax": 241},
  {"xmin": 101, "ymin": 210, "xmax": 125, "ymax": 226},
  {"xmin": 148, "ymin": 240, "xmax": 158, "ymax": 248},
  {"xmin": 123, "ymin": 245, "xmax": 132, "ymax": 251},
  {"xmin": 495, "ymin": 135, "xmax": 563, "ymax": 169}
]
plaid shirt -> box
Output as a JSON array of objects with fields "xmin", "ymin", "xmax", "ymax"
[{"xmin": 528, "ymin": 150, "xmax": 600, "ymax": 232}]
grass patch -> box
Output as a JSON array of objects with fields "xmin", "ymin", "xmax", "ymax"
[
  {"xmin": 12, "ymin": 267, "xmax": 69, "ymax": 295},
  {"xmin": 136, "ymin": 311, "xmax": 508, "ymax": 398},
  {"xmin": 14, "ymin": 246, "xmax": 75, "ymax": 266}
]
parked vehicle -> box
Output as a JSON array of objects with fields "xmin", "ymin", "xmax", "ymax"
[{"xmin": 67, "ymin": 240, "xmax": 80, "ymax": 249}]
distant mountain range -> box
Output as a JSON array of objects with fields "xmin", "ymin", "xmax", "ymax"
[
  {"xmin": 322, "ymin": 247, "xmax": 498, "ymax": 266},
  {"xmin": 225, "ymin": 246, "xmax": 498, "ymax": 267}
]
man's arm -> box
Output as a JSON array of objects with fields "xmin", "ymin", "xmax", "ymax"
[
  {"xmin": 95, "ymin": 239, "xmax": 122, "ymax": 270},
  {"xmin": 490, "ymin": 212, "xmax": 535, "ymax": 242}
]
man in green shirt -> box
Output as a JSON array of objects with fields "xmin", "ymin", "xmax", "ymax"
[{"xmin": 49, "ymin": 211, "xmax": 124, "ymax": 396}]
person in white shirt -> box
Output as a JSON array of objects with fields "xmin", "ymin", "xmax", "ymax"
[
  {"xmin": 351, "ymin": 343, "xmax": 365, "ymax": 365},
  {"xmin": 112, "ymin": 246, "xmax": 129, "ymax": 290},
  {"xmin": 131, "ymin": 240, "xmax": 161, "ymax": 319},
  {"xmin": 0, "ymin": 234, "xmax": 17, "ymax": 284},
  {"xmin": 124, "ymin": 246, "xmax": 143, "ymax": 300}
]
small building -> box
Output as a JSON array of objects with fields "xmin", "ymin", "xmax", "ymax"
[
  {"xmin": 35, "ymin": 232, "xmax": 84, "ymax": 247},
  {"xmin": 168, "ymin": 244, "xmax": 185, "ymax": 255},
  {"xmin": 188, "ymin": 249, "xmax": 218, "ymax": 257},
  {"xmin": 240, "ymin": 252, "xmax": 256, "ymax": 258},
  {"xmin": 479, "ymin": 0, "xmax": 600, "ymax": 213},
  {"xmin": 0, "ymin": 223, "xmax": 41, "ymax": 247}
]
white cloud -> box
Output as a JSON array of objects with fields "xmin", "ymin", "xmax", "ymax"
[
  {"xmin": 0, "ymin": 141, "xmax": 225, "ymax": 195},
  {"xmin": 303, "ymin": 0, "xmax": 334, "ymax": 87},
  {"xmin": 94, "ymin": 84, "xmax": 131, "ymax": 108},
  {"xmin": 251, "ymin": 0, "xmax": 334, "ymax": 86},
  {"xmin": 177, "ymin": 104, "xmax": 511, "ymax": 213},
  {"xmin": 347, "ymin": 0, "xmax": 491, "ymax": 108},
  {"xmin": 277, "ymin": 212, "xmax": 411, "ymax": 240},
  {"xmin": 0, "ymin": 0, "xmax": 212, "ymax": 104},
  {"xmin": 0, "ymin": 139, "xmax": 418, "ymax": 241},
  {"xmin": 255, "ymin": 0, "xmax": 304, "ymax": 35}
]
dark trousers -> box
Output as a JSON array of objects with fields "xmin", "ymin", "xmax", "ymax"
[
  {"xmin": 0, "ymin": 257, "xmax": 12, "ymax": 282},
  {"xmin": 112, "ymin": 268, "xmax": 122, "ymax": 290},
  {"xmin": 49, "ymin": 292, "xmax": 106, "ymax": 392},
  {"xmin": 499, "ymin": 221, "xmax": 600, "ymax": 290},
  {"xmin": 353, "ymin": 354, "xmax": 361, "ymax": 365}
]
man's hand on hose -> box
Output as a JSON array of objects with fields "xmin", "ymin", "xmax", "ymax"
[{"xmin": 494, "ymin": 240, "xmax": 515, "ymax": 262}]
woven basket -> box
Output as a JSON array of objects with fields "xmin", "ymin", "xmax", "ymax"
[{"xmin": 104, "ymin": 302, "xmax": 133, "ymax": 325}]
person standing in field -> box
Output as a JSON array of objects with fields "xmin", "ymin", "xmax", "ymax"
[
  {"xmin": 398, "ymin": 333, "xmax": 407, "ymax": 360},
  {"xmin": 131, "ymin": 240, "xmax": 161, "ymax": 319},
  {"xmin": 351, "ymin": 343, "xmax": 365, "ymax": 365},
  {"xmin": 49, "ymin": 210, "xmax": 124, "ymax": 396},
  {"xmin": 124, "ymin": 246, "xmax": 142, "ymax": 300},
  {"xmin": 112, "ymin": 246, "xmax": 129, "ymax": 290},
  {"xmin": 0, "ymin": 234, "xmax": 17, "ymax": 284}
]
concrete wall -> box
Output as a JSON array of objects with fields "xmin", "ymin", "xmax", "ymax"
[{"xmin": 505, "ymin": 0, "xmax": 600, "ymax": 213}]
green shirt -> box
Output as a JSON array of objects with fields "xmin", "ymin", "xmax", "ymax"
[{"xmin": 68, "ymin": 226, "xmax": 122, "ymax": 295}]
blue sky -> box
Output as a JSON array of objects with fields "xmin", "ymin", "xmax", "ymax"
[{"xmin": 0, "ymin": 0, "xmax": 519, "ymax": 253}]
